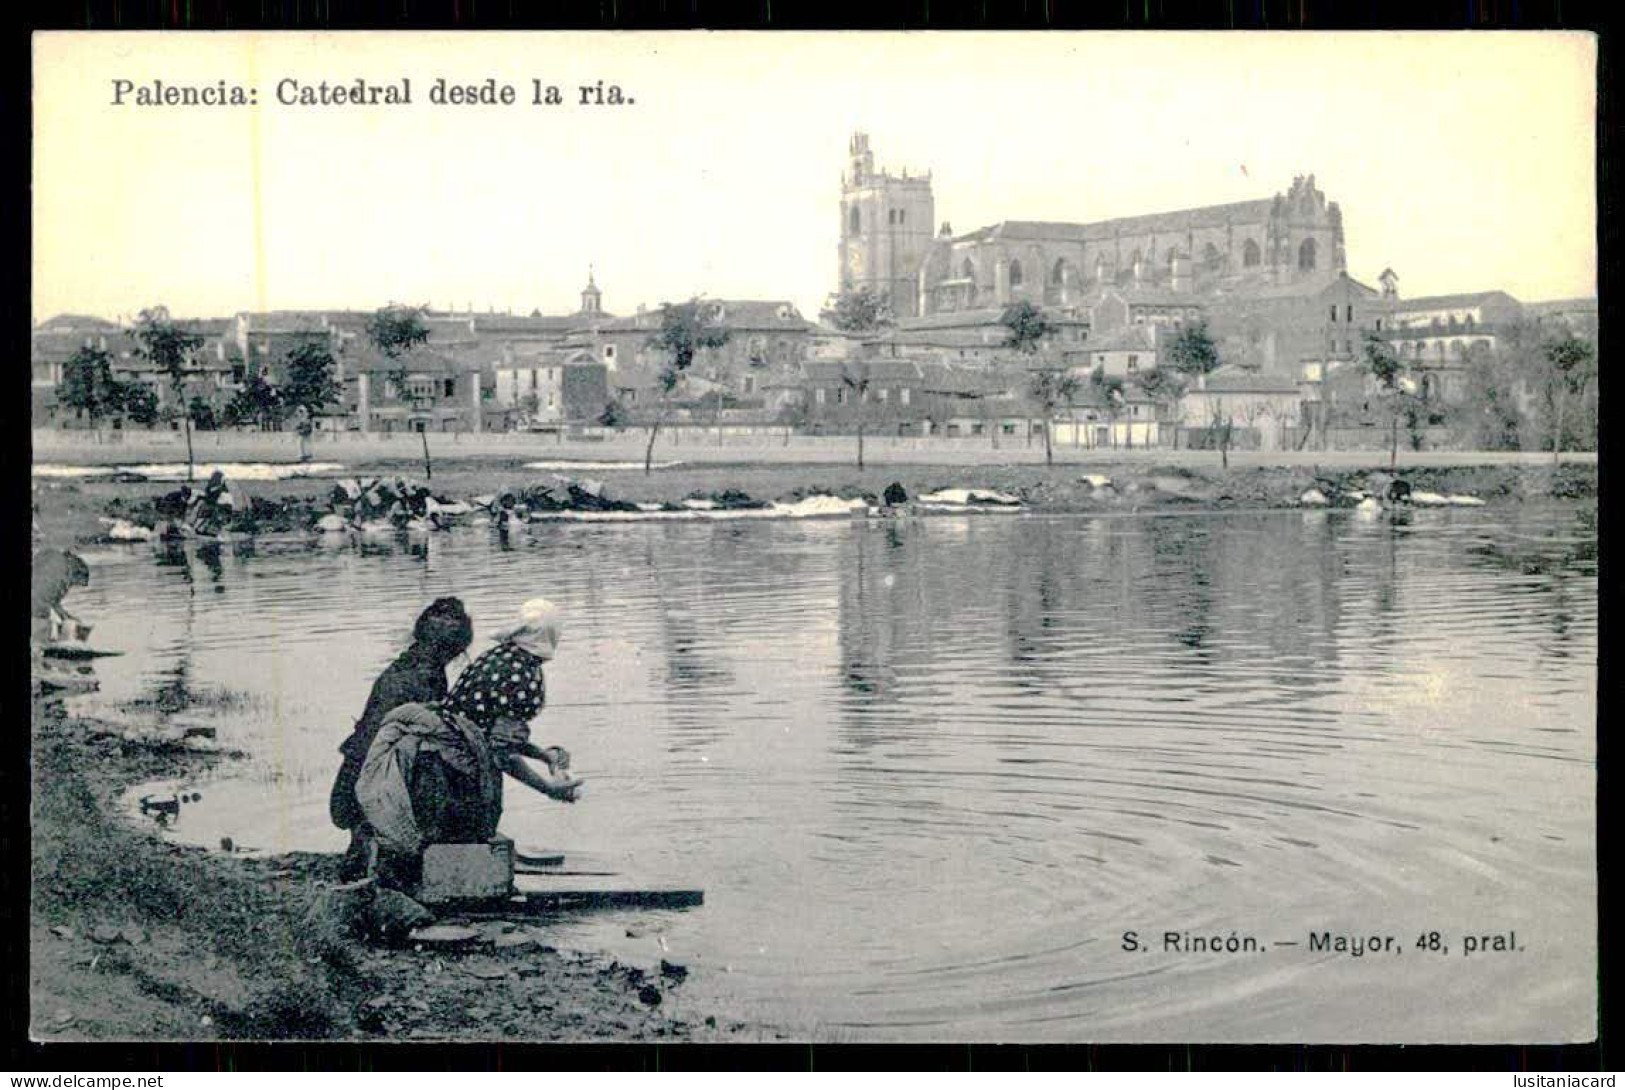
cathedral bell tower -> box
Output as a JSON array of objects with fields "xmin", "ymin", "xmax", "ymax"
[{"xmin": 838, "ymin": 132, "xmax": 935, "ymax": 319}]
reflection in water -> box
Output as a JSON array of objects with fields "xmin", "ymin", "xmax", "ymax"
[{"xmin": 65, "ymin": 505, "xmax": 1596, "ymax": 1042}]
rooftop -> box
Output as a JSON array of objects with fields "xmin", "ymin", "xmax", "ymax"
[
  {"xmin": 1384, "ymin": 289, "xmax": 1523, "ymax": 312},
  {"xmin": 948, "ymin": 197, "xmax": 1277, "ymax": 249},
  {"xmin": 1212, "ymin": 272, "xmax": 1378, "ymax": 301},
  {"xmin": 1200, "ymin": 365, "xmax": 1303, "ymax": 394},
  {"xmin": 1083, "ymin": 325, "xmax": 1159, "ymax": 353},
  {"xmin": 352, "ymin": 344, "xmax": 481, "ymax": 376}
]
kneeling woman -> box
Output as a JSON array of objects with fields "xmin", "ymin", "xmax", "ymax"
[{"xmin": 354, "ymin": 598, "xmax": 581, "ymax": 893}]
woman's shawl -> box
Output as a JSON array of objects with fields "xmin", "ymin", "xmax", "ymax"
[{"xmin": 354, "ymin": 702, "xmax": 501, "ymax": 854}]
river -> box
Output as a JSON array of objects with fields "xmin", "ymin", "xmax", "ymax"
[{"xmin": 65, "ymin": 504, "xmax": 1597, "ymax": 1042}]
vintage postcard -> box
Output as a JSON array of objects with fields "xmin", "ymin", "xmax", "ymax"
[{"xmin": 29, "ymin": 31, "xmax": 1597, "ymax": 1044}]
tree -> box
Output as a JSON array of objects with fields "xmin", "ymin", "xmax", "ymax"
[
  {"xmin": 598, "ymin": 399, "xmax": 627, "ymax": 428},
  {"xmin": 120, "ymin": 383, "xmax": 161, "ymax": 426},
  {"xmin": 1208, "ymin": 396, "xmax": 1235, "ymax": 469},
  {"xmin": 1136, "ymin": 366, "xmax": 1188, "ymax": 446},
  {"xmin": 839, "ymin": 359, "xmax": 878, "ymax": 469},
  {"xmin": 1000, "ymin": 300, "xmax": 1055, "ymax": 355},
  {"xmin": 1459, "ymin": 342, "xmax": 1523, "ymax": 451},
  {"xmin": 999, "ymin": 301, "xmax": 1058, "ymax": 455},
  {"xmin": 1164, "ymin": 320, "xmax": 1222, "ymax": 454},
  {"xmin": 824, "ymin": 286, "xmax": 894, "ymax": 334},
  {"xmin": 642, "ymin": 299, "xmax": 730, "ymax": 474},
  {"xmin": 1402, "ymin": 391, "xmax": 1428, "ymax": 452},
  {"xmin": 368, "ymin": 304, "xmax": 433, "ymax": 476},
  {"xmin": 1028, "ymin": 367, "xmax": 1083, "ymax": 466},
  {"xmin": 1537, "ymin": 334, "xmax": 1596, "ymax": 463},
  {"xmin": 187, "ymin": 396, "xmax": 218, "ymax": 432},
  {"xmin": 774, "ymin": 397, "xmax": 808, "ymax": 447},
  {"xmin": 1362, "ymin": 330, "xmax": 1413, "ymax": 470},
  {"xmin": 1233, "ymin": 397, "xmax": 1274, "ymax": 457},
  {"xmin": 132, "ymin": 308, "xmax": 205, "ymax": 480},
  {"xmin": 281, "ymin": 342, "xmax": 343, "ymax": 419},
  {"xmin": 224, "ymin": 371, "xmax": 283, "ymax": 430},
  {"xmin": 367, "ymin": 304, "xmax": 431, "ymax": 378},
  {"xmin": 1091, "ymin": 369, "xmax": 1127, "ymax": 450},
  {"xmin": 56, "ymin": 345, "xmax": 122, "ymax": 425}
]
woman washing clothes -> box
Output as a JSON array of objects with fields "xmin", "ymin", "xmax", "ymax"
[{"xmin": 354, "ymin": 598, "xmax": 582, "ymax": 894}]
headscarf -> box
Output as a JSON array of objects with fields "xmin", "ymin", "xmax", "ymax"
[
  {"xmin": 496, "ymin": 598, "xmax": 564, "ymax": 662},
  {"xmin": 444, "ymin": 642, "xmax": 547, "ymax": 729},
  {"xmin": 441, "ymin": 600, "xmax": 561, "ymax": 730}
]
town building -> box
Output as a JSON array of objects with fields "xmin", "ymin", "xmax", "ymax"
[
  {"xmin": 1525, "ymin": 297, "xmax": 1598, "ymax": 340},
  {"xmin": 591, "ymin": 299, "xmax": 814, "ymax": 409},
  {"xmin": 1087, "ymin": 286, "xmax": 1205, "ymax": 334},
  {"xmin": 353, "ymin": 344, "xmax": 485, "ymax": 433},
  {"xmin": 798, "ymin": 358, "xmax": 1007, "ymax": 437},
  {"xmin": 1048, "ymin": 383, "xmax": 1161, "ymax": 450},
  {"xmin": 1374, "ymin": 289, "xmax": 1522, "ymax": 363},
  {"xmin": 491, "ymin": 347, "xmax": 610, "ymax": 427},
  {"xmin": 1078, "ymin": 324, "xmax": 1160, "ymax": 379},
  {"xmin": 228, "ymin": 311, "xmax": 348, "ymax": 384},
  {"xmin": 1203, "ymin": 271, "xmax": 1382, "ymax": 380},
  {"xmin": 1177, "ymin": 366, "xmax": 1306, "ymax": 451},
  {"xmin": 31, "ymin": 314, "xmax": 122, "ymax": 389},
  {"xmin": 866, "ymin": 307, "xmax": 1091, "ymax": 367}
]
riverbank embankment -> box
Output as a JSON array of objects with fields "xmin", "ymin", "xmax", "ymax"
[{"xmin": 49, "ymin": 457, "xmax": 1599, "ymax": 539}]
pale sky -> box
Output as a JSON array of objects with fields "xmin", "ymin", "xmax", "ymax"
[{"xmin": 33, "ymin": 31, "xmax": 1596, "ymax": 324}]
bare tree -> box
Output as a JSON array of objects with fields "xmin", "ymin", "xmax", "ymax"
[
  {"xmin": 840, "ymin": 359, "xmax": 876, "ymax": 469},
  {"xmin": 643, "ymin": 300, "xmax": 730, "ymax": 474},
  {"xmin": 1538, "ymin": 334, "xmax": 1596, "ymax": 464},
  {"xmin": 132, "ymin": 308, "xmax": 205, "ymax": 482},
  {"xmin": 1027, "ymin": 366, "xmax": 1083, "ymax": 467}
]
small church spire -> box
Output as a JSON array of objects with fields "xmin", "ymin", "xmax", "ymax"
[{"xmin": 580, "ymin": 266, "xmax": 603, "ymax": 316}]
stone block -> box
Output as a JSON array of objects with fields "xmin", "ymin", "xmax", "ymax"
[{"xmin": 418, "ymin": 837, "xmax": 515, "ymax": 905}]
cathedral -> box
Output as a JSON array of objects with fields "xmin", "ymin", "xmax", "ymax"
[{"xmin": 837, "ymin": 132, "xmax": 1348, "ymax": 318}]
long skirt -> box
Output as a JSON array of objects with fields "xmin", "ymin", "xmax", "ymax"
[{"xmin": 373, "ymin": 750, "xmax": 503, "ymax": 892}]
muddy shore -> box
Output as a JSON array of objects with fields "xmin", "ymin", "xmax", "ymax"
[
  {"xmin": 29, "ymin": 489, "xmax": 763, "ymax": 1043},
  {"xmin": 29, "ymin": 458, "xmax": 1595, "ymax": 1042}
]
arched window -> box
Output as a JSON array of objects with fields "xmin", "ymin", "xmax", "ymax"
[
  {"xmin": 1129, "ymin": 249, "xmax": 1142, "ymax": 268},
  {"xmin": 1009, "ymin": 259, "xmax": 1024, "ymax": 287},
  {"xmin": 1242, "ymin": 239, "xmax": 1262, "ymax": 268},
  {"xmin": 848, "ymin": 206, "xmax": 861, "ymax": 236},
  {"xmin": 961, "ymin": 258, "xmax": 975, "ymax": 281},
  {"xmin": 1052, "ymin": 258, "xmax": 1067, "ymax": 286},
  {"xmin": 898, "ymin": 209, "xmax": 906, "ymax": 225},
  {"xmin": 1450, "ymin": 340, "xmax": 1466, "ymax": 359},
  {"xmin": 1203, "ymin": 243, "xmax": 1222, "ymax": 271},
  {"xmin": 1298, "ymin": 238, "xmax": 1317, "ymax": 271}
]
